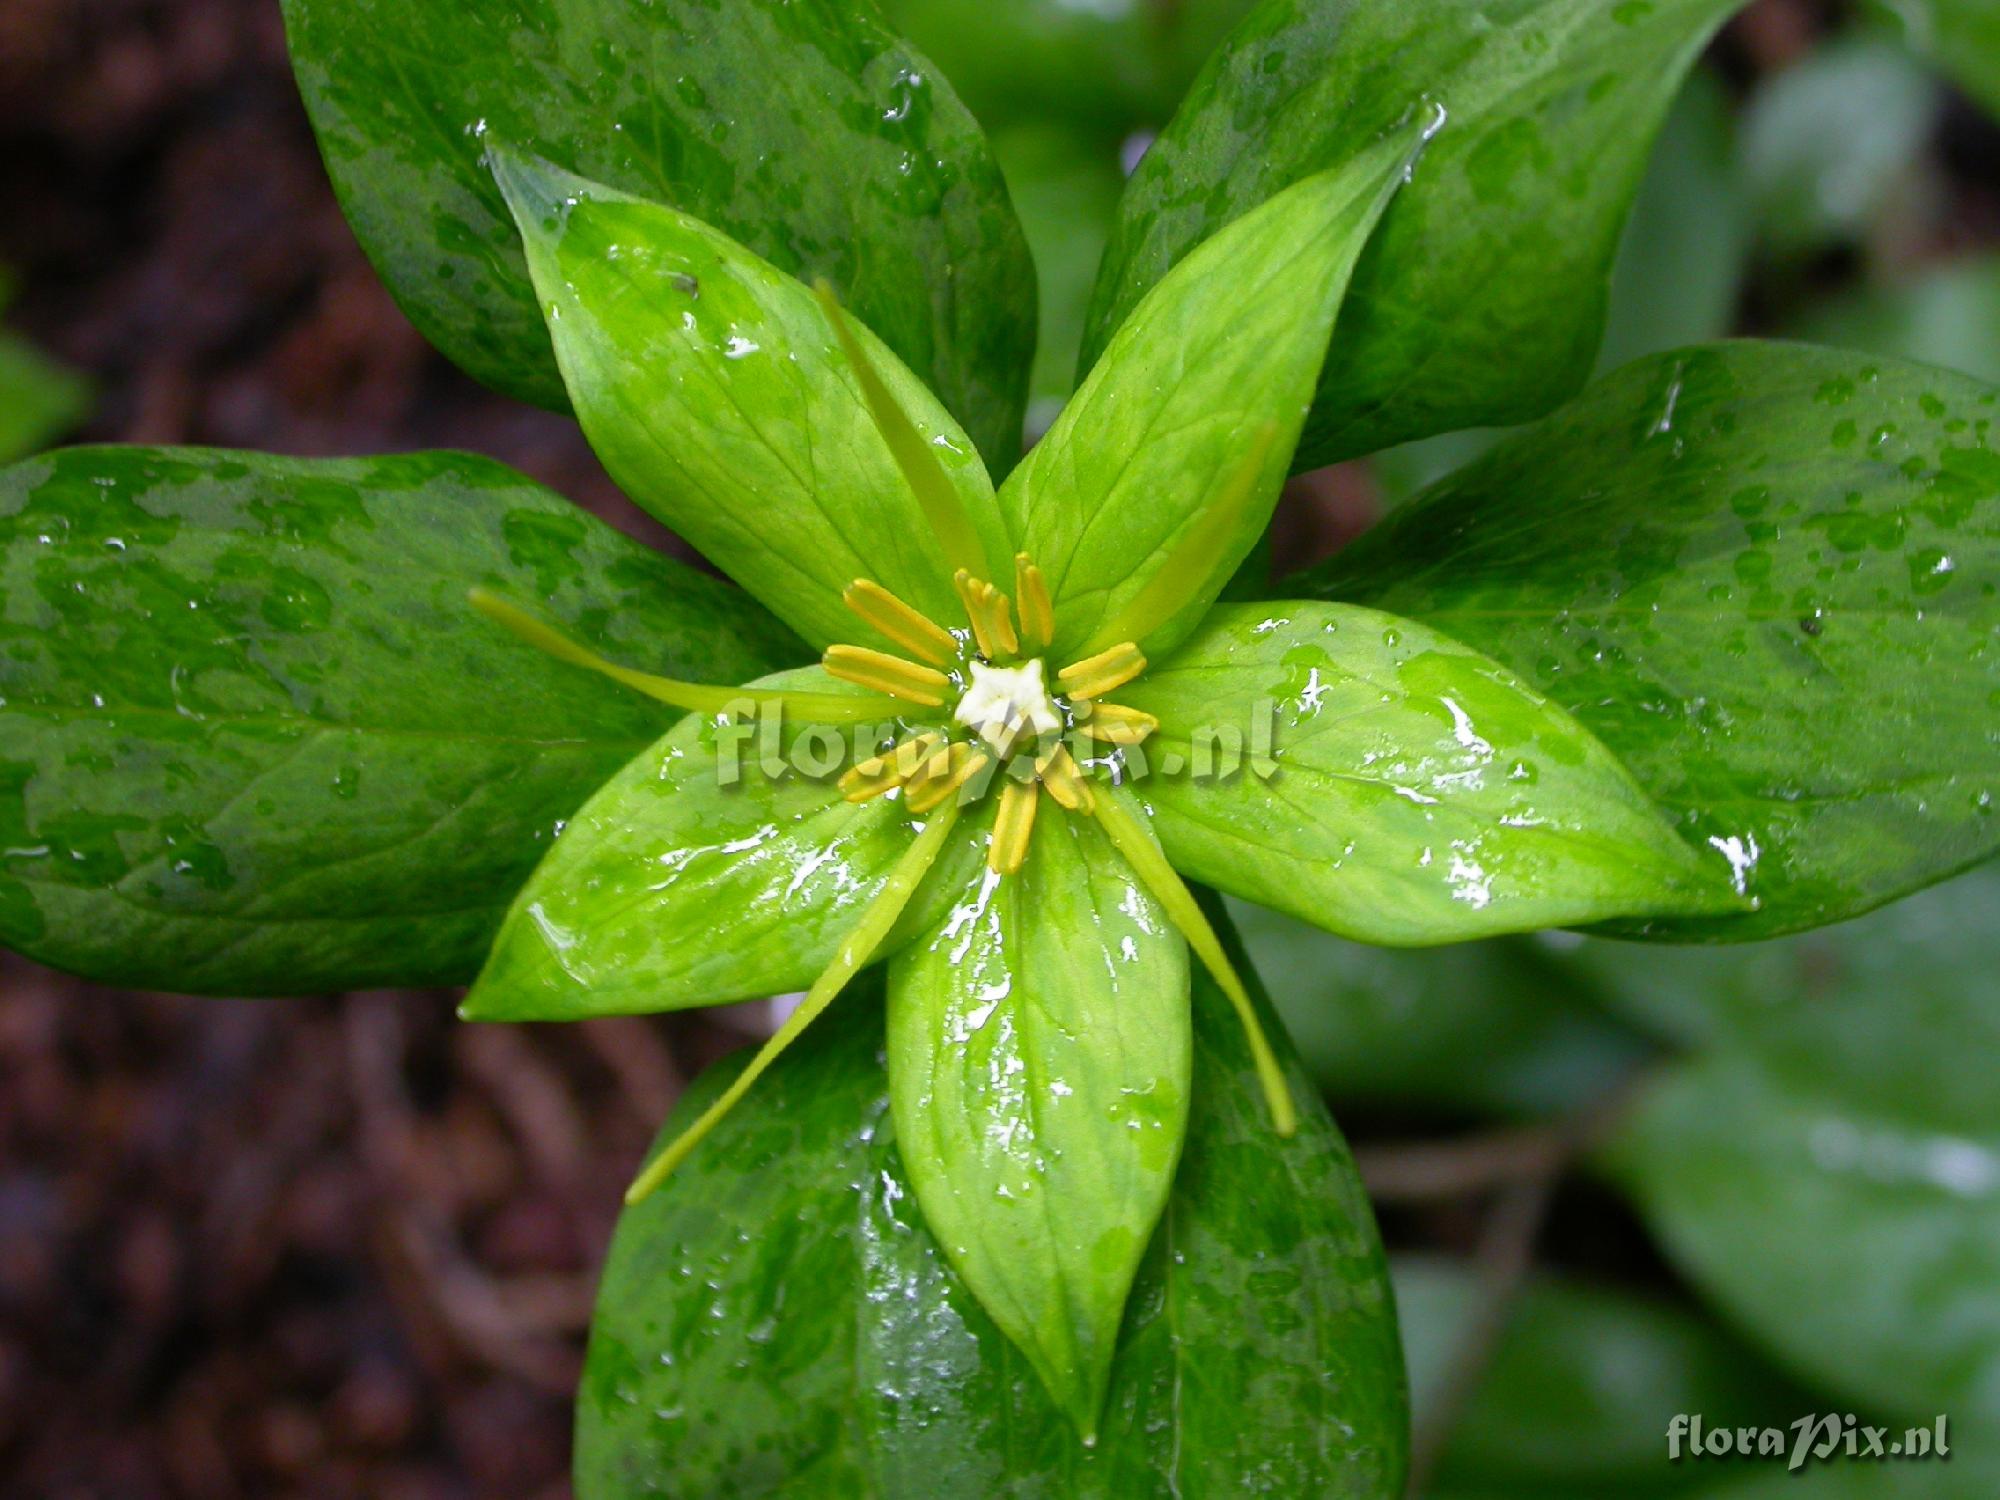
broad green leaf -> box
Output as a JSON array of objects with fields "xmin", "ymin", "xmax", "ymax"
[
  {"xmin": 495, "ymin": 156, "xmax": 1013, "ymax": 651},
  {"xmin": 577, "ymin": 926, "xmax": 1406, "ymax": 1497},
  {"xmin": 1230, "ymin": 898, "xmax": 1649, "ymax": 1117},
  {"xmin": 1006, "ymin": 130, "xmax": 1422, "ymax": 663},
  {"xmin": 1306, "ymin": 344, "xmax": 2000, "ymax": 939},
  {"xmin": 1395, "ymin": 1258, "xmax": 1809, "ymax": 1495},
  {"xmin": 280, "ymin": 0, "xmax": 1034, "ymax": 465},
  {"xmin": 1873, "ymin": 0, "xmax": 2000, "ymax": 119},
  {"xmin": 0, "ymin": 446, "xmax": 799, "ymax": 995},
  {"xmin": 1083, "ymin": 0, "xmax": 1740, "ymax": 469},
  {"xmin": 1119, "ymin": 602, "xmax": 1741, "ymax": 946},
  {"xmin": 464, "ymin": 668, "xmax": 984, "ymax": 1021},
  {"xmin": 1550, "ymin": 859, "xmax": 2000, "ymax": 1052},
  {"xmin": 1793, "ymin": 257, "xmax": 2000, "ymax": 386},
  {"xmin": 887, "ymin": 811, "xmax": 1190, "ymax": 1432},
  {"xmin": 1608, "ymin": 1046, "xmax": 2000, "ymax": 1438},
  {"xmin": 1740, "ymin": 38, "xmax": 1938, "ymax": 259}
]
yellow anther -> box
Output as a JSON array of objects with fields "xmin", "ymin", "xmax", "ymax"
[
  {"xmin": 1058, "ymin": 641, "xmax": 1147, "ymax": 700},
  {"xmin": 1014, "ymin": 553, "xmax": 1054, "ymax": 650},
  {"xmin": 952, "ymin": 569, "xmax": 1019, "ymax": 660},
  {"xmin": 842, "ymin": 579, "xmax": 958, "ymax": 666},
  {"xmin": 989, "ymin": 779, "xmax": 1040, "ymax": 874},
  {"xmin": 823, "ymin": 644, "xmax": 951, "ymax": 707},
  {"xmin": 1035, "ymin": 744, "xmax": 1096, "ymax": 814},
  {"xmin": 906, "ymin": 741, "xmax": 990, "ymax": 813},
  {"xmin": 1076, "ymin": 702, "xmax": 1160, "ymax": 745},
  {"xmin": 839, "ymin": 731, "xmax": 944, "ymax": 802}
]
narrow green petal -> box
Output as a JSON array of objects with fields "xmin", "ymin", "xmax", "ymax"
[
  {"xmin": 887, "ymin": 810, "xmax": 1191, "ymax": 1435},
  {"xmin": 1120, "ymin": 602, "xmax": 1746, "ymax": 944}
]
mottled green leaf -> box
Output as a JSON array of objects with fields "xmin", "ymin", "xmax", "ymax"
[
  {"xmin": 1230, "ymin": 898, "xmax": 1648, "ymax": 1117},
  {"xmin": 280, "ymin": 0, "xmax": 1034, "ymax": 464},
  {"xmin": 495, "ymin": 155, "xmax": 1012, "ymax": 650},
  {"xmin": 1084, "ymin": 0, "xmax": 1739, "ymax": 468},
  {"xmin": 1307, "ymin": 344, "xmax": 2000, "ymax": 938},
  {"xmin": 464, "ymin": 668, "xmax": 982, "ymax": 1021},
  {"xmin": 578, "ymin": 925, "xmax": 1405, "ymax": 1497},
  {"xmin": 1006, "ymin": 131, "xmax": 1420, "ymax": 662},
  {"xmin": 0, "ymin": 446, "xmax": 799, "ymax": 995},
  {"xmin": 1395, "ymin": 1259, "xmax": 1808, "ymax": 1495},
  {"xmin": 887, "ymin": 811, "xmax": 1190, "ymax": 1431},
  {"xmin": 1119, "ymin": 602, "xmax": 1740, "ymax": 945},
  {"xmin": 1793, "ymin": 256, "xmax": 2000, "ymax": 386}
]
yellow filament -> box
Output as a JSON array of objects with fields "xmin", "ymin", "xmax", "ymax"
[
  {"xmin": 1088, "ymin": 789, "xmax": 1296, "ymax": 1137},
  {"xmin": 822, "ymin": 644, "xmax": 951, "ymax": 707},
  {"xmin": 624, "ymin": 800, "xmax": 963, "ymax": 1203},
  {"xmin": 1035, "ymin": 744, "xmax": 1096, "ymax": 814},
  {"xmin": 1058, "ymin": 641, "xmax": 1147, "ymax": 700},
  {"xmin": 1079, "ymin": 421, "xmax": 1280, "ymax": 656},
  {"xmin": 839, "ymin": 730, "xmax": 945, "ymax": 802},
  {"xmin": 952, "ymin": 569, "xmax": 1019, "ymax": 659},
  {"xmin": 470, "ymin": 588, "xmax": 902, "ymax": 723},
  {"xmin": 1077, "ymin": 702, "xmax": 1160, "ymax": 745},
  {"xmin": 813, "ymin": 281, "xmax": 991, "ymax": 581},
  {"xmin": 1014, "ymin": 553, "xmax": 1054, "ymax": 650},
  {"xmin": 842, "ymin": 579, "xmax": 957, "ymax": 666},
  {"xmin": 906, "ymin": 741, "xmax": 989, "ymax": 813},
  {"xmin": 989, "ymin": 779, "xmax": 1040, "ymax": 874}
]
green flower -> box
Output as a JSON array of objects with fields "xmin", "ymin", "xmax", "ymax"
[{"xmin": 460, "ymin": 133, "xmax": 1743, "ymax": 1430}]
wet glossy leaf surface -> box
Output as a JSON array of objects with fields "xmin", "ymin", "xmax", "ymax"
[
  {"xmin": 1084, "ymin": 0, "xmax": 1738, "ymax": 468},
  {"xmin": 0, "ymin": 446, "xmax": 800, "ymax": 994},
  {"xmin": 1007, "ymin": 133, "xmax": 1418, "ymax": 662},
  {"xmin": 887, "ymin": 811, "xmax": 1190, "ymax": 1431},
  {"xmin": 1308, "ymin": 343, "xmax": 2000, "ymax": 939},
  {"xmin": 1231, "ymin": 899, "xmax": 1648, "ymax": 1118},
  {"xmin": 1121, "ymin": 602, "xmax": 1741, "ymax": 946},
  {"xmin": 464, "ymin": 669, "xmax": 983, "ymax": 1022},
  {"xmin": 497, "ymin": 157, "xmax": 1011, "ymax": 650},
  {"xmin": 280, "ymin": 0, "xmax": 1034, "ymax": 464},
  {"xmin": 578, "ymin": 927, "xmax": 1405, "ymax": 1498},
  {"xmin": 1396, "ymin": 1258, "xmax": 1808, "ymax": 1495}
]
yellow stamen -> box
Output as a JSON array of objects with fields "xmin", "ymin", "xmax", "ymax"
[
  {"xmin": 1035, "ymin": 744, "xmax": 1096, "ymax": 814},
  {"xmin": 1076, "ymin": 702, "xmax": 1160, "ymax": 745},
  {"xmin": 1014, "ymin": 553, "xmax": 1054, "ymax": 650},
  {"xmin": 953, "ymin": 569, "xmax": 1020, "ymax": 659},
  {"xmin": 989, "ymin": 779, "xmax": 1040, "ymax": 874},
  {"xmin": 813, "ymin": 281, "xmax": 992, "ymax": 582},
  {"xmin": 839, "ymin": 731, "xmax": 945, "ymax": 802},
  {"xmin": 842, "ymin": 579, "xmax": 957, "ymax": 666},
  {"xmin": 822, "ymin": 644, "xmax": 951, "ymax": 707},
  {"xmin": 905, "ymin": 741, "xmax": 990, "ymax": 813},
  {"xmin": 470, "ymin": 588, "xmax": 904, "ymax": 723},
  {"xmin": 1088, "ymin": 788, "xmax": 1296, "ymax": 1137},
  {"xmin": 1058, "ymin": 641, "xmax": 1147, "ymax": 700},
  {"xmin": 624, "ymin": 799, "xmax": 964, "ymax": 1203}
]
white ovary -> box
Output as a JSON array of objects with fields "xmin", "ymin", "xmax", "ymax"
[{"xmin": 954, "ymin": 659, "xmax": 1061, "ymax": 757}]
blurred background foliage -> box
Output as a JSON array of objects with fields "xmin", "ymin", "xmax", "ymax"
[{"xmin": 1, "ymin": 0, "xmax": 1996, "ymax": 1495}]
